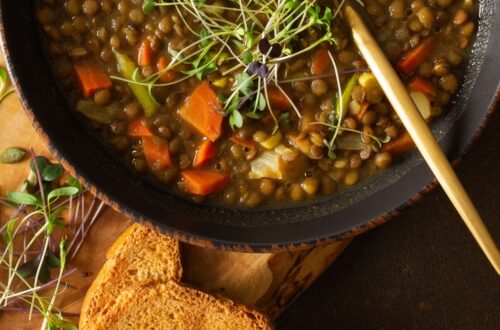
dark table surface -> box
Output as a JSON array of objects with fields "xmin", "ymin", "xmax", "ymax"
[{"xmin": 277, "ymin": 107, "xmax": 500, "ymax": 330}]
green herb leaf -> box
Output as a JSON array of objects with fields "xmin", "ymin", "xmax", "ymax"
[
  {"xmin": 235, "ymin": 72, "xmax": 254, "ymax": 96},
  {"xmin": 245, "ymin": 112, "xmax": 262, "ymax": 119},
  {"xmin": 30, "ymin": 156, "xmax": 50, "ymax": 174},
  {"xmin": 66, "ymin": 176, "xmax": 83, "ymax": 193},
  {"xmin": 235, "ymin": 27, "xmax": 245, "ymax": 36},
  {"xmin": 7, "ymin": 191, "xmax": 40, "ymax": 206},
  {"xmin": 229, "ymin": 110, "xmax": 243, "ymax": 129},
  {"xmin": 322, "ymin": 7, "xmax": 333, "ymax": 22},
  {"xmin": 279, "ymin": 112, "xmax": 290, "ymax": 124},
  {"xmin": 42, "ymin": 164, "xmax": 64, "ymax": 182},
  {"xmin": 59, "ymin": 239, "xmax": 68, "ymax": 269},
  {"xmin": 223, "ymin": 93, "xmax": 240, "ymax": 116},
  {"xmin": 0, "ymin": 147, "xmax": 26, "ymax": 164},
  {"xmin": 18, "ymin": 259, "xmax": 38, "ymax": 279},
  {"xmin": 38, "ymin": 261, "xmax": 51, "ymax": 283},
  {"xmin": 47, "ymin": 252, "xmax": 61, "ymax": 268},
  {"xmin": 143, "ymin": 0, "xmax": 155, "ymax": 13},
  {"xmin": 0, "ymin": 67, "xmax": 8, "ymax": 95},
  {"xmin": 200, "ymin": 29, "xmax": 210, "ymax": 47},
  {"xmin": 257, "ymin": 93, "xmax": 266, "ymax": 111},
  {"xmin": 3, "ymin": 219, "xmax": 16, "ymax": 245},
  {"xmin": 244, "ymin": 30, "xmax": 255, "ymax": 49},
  {"xmin": 47, "ymin": 187, "xmax": 79, "ymax": 201},
  {"xmin": 242, "ymin": 51, "xmax": 253, "ymax": 65},
  {"xmin": 49, "ymin": 315, "xmax": 78, "ymax": 330},
  {"xmin": 18, "ymin": 256, "xmax": 51, "ymax": 282}
]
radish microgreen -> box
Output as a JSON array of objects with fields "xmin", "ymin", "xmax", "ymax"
[
  {"xmin": 116, "ymin": 0, "xmax": 344, "ymax": 132},
  {"xmin": 0, "ymin": 151, "xmax": 105, "ymax": 329}
]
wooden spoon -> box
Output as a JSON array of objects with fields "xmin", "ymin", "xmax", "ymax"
[{"xmin": 344, "ymin": 3, "xmax": 500, "ymax": 274}]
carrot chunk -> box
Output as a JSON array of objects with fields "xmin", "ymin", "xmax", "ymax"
[
  {"xmin": 156, "ymin": 56, "xmax": 176, "ymax": 83},
  {"xmin": 267, "ymin": 86, "xmax": 292, "ymax": 110},
  {"xmin": 396, "ymin": 37, "xmax": 436, "ymax": 75},
  {"xmin": 128, "ymin": 118, "xmax": 153, "ymax": 137},
  {"xmin": 261, "ymin": 113, "xmax": 275, "ymax": 127},
  {"xmin": 142, "ymin": 137, "xmax": 172, "ymax": 171},
  {"xmin": 181, "ymin": 170, "xmax": 229, "ymax": 196},
  {"xmin": 408, "ymin": 76, "xmax": 438, "ymax": 98},
  {"xmin": 137, "ymin": 40, "xmax": 153, "ymax": 67},
  {"xmin": 311, "ymin": 48, "xmax": 331, "ymax": 75},
  {"xmin": 382, "ymin": 132, "xmax": 415, "ymax": 155},
  {"xmin": 193, "ymin": 140, "xmax": 216, "ymax": 168},
  {"xmin": 179, "ymin": 82, "xmax": 224, "ymax": 142},
  {"xmin": 74, "ymin": 63, "xmax": 112, "ymax": 97}
]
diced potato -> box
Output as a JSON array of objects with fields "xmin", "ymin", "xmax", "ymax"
[
  {"xmin": 248, "ymin": 145, "xmax": 309, "ymax": 181},
  {"xmin": 410, "ymin": 91, "xmax": 431, "ymax": 120},
  {"xmin": 248, "ymin": 150, "xmax": 282, "ymax": 180}
]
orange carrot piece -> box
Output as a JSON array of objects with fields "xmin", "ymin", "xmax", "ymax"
[
  {"xmin": 193, "ymin": 139, "xmax": 216, "ymax": 168},
  {"xmin": 230, "ymin": 134, "xmax": 257, "ymax": 152},
  {"xmin": 181, "ymin": 170, "xmax": 229, "ymax": 196},
  {"xmin": 396, "ymin": 37, "xmax": 436, "ymax": 75},
  {"xmin": 74, "ymin": 63, "xmax": 112, "ymax": 97},
  {"xmin": 156, "ymin": 56, "xmax": 176, "ymax": 83},
  {"xmin": 128, "ymin": 118, "xmax": 153, "ymax": 137},
  {"xmin": 408, "ymin": 76, "xmax": 438, "ymax": 98},
  {"xmin": 382, "ymin": 132, "xmax": 415, "ymax": 155},
  {"xmin": 137, "ymin": 40, "xmax": 153, "ymax": 67},
  {"xmin": 311, "ymin": 48, "xmax": 331, "ymax": 75},
  {"xmin": 267, "ymin": 86, "xmax": 292, "ymax": 110},
  {"xmin": 260, "ymin": 113, "xmax": 275, "ymax": 127},
  {"xmin": 142, "ymin": 137, "xmax": 172, "ymax": 171},
  {"xmin": 179, "ymin": 82, "xmax": 224, "ymax": 142}
]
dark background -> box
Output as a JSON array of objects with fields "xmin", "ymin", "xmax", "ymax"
[{"xmin": 277, "ymin": 106, "xmax": 500, "ymax": 329}]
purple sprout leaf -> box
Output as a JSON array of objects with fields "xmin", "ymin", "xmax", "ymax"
[
  {"xmin": 269, "ymin": 44, "xmax": 282, "ymax": 58},
  {"xmin": 258, "ymin": 38, "xmax": 271, "ymax": 54},
  {"xmin": 258, "ymin": 64, "xmax": 269, "ymax": 78},
  {"xmin": 247, "ymin": 61, "xmax": 262, "ymax": 75}
]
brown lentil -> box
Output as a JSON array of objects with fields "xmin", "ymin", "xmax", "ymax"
[
  {"xmin": 440, "ymin": 74, "xmax": 459, "ymax": 93},
  {"xmin": 375, "ymin": 152, "xmax": 393, "ymax": 168},
  {"xmin": 311, "ymin": 79, "xmax": 328, "ymax": 96},
  {"xmin": 290, "ymin": 184, "xmax": 305, "ymax": 201},
  {"xmin": 83, "ymin": 0, "xmax": 99, "ymax": 16},
  {"xmin": 94, "ymin": 89, "xmax": 111, "ymax": 106},
  {"xmin": 302, "ymin": 177, "xmax": 319, "ymax": 195}
]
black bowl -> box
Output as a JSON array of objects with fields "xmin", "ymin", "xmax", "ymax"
[{"xmin": 1, "ymin": 1, "xmax": 499, "ymax": 251}]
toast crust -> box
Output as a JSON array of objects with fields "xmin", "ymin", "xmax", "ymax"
[
  {"xmin": 87, "ymin": 281, "xmax": 273, "ymax": 330},
  {"xmin": 79, "ymin": 223, "xmax": 182, "ymax": 329}
]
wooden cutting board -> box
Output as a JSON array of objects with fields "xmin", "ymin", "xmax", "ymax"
[{"xmin": 0, "ymin": 54, "xmax": 351, "ymax": 329}]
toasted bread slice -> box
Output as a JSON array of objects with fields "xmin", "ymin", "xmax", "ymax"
[
  {"xmin": 79, "ymin": 223, "xmax": 182, "ymax": 329},
  {"xmin": 86, "ymin": 281, "xmax": 273, "ymax": 330}
]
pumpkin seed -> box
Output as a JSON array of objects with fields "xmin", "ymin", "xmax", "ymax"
[{"xmin": 0, "ymin": 147, "xmax": 26, "ymax": 164}]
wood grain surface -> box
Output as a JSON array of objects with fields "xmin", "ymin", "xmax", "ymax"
[{"xmin": 0, "ymin": 54, "xmax": 351, "ymax": 329}]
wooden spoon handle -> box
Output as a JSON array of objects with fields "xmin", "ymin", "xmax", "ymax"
[{"xmin": 344, "ymin": 4, "xmax": 500, "ymax": 274}]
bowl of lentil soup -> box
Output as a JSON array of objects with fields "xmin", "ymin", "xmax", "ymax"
[{"xmin": 0, "ymin": 0, "xmax": 498, "ymax": 250}]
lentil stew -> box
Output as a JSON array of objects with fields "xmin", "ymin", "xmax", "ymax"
[{"xmin": 37, "ymin": 0, "xmax": 477, "ymax": 208}]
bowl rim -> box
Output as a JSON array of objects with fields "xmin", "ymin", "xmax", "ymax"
[{"xmin": 0, "ymin": 1, "xmax": 498, "ymax": 252}]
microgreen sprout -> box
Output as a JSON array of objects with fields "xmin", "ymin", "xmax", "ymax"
[
  {"xmin": 0, "ymin": 151, "xmax": 105, "ymax": 329},
  {"xmin": 117, "ymin": 0, "xmax": 344, "ymax": 132},
  {"xmin": 0, "ymin": 67, "xmax": 15, "ymax": 104}
]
